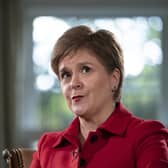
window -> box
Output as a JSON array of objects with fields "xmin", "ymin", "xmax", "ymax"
[{"xmin": 19, "ymin": 16, "xmax": 163, "ymax": 147}]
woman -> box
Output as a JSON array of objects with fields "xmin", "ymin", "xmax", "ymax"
[{"xmin": 30, "ymin": 25, "xmax": 168, "ymax": 168}]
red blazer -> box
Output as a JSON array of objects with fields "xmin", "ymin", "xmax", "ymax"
[{"xmin": 30, "ymin": 102, "xmax": 168, "ymax": 168}]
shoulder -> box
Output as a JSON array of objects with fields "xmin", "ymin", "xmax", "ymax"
[
  {"xmin": 37, "ymin": 117, "xmax": 79, "ymax": 152},
  {"xmin": 30, "ymin": 131, "xmax": 65, "ymax": 167},
  {"xmin": 118, "ymin": 102, "xmax": 168, "ymax": 137},
  {"xmin": 37, "ymin": 131, "xmax": 64, "ymax": 152},
  {"xmin": 129, "ymin": 116, "xmax": 167, "ymax": 134},
  {"xmin": 127, "ymin": 116, "xmax": 168, "ymax": 145},
  {"xmin": 114, "ymin": 102, "xmax": 168, "ymax": 139},
  {"xmin": 127, "ymin": 118, "xmax": 168, "ymax": 166},
  {"xmin": 130, "ymin": 116, "xmax": 165, "ymax": 129}
]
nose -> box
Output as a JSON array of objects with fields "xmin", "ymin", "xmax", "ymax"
[{"xmin": 71, "ymin": 74, "xmax": 82, "ymax": 90}]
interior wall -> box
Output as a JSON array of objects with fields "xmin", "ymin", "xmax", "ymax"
[
  {"xmin": 23, "ymin": 0, "xmax": 168, "ymax": 7},
  {"xmin": 23, "ymin": 0, "xmax": 168, "ymax": 18},
  {"xmin": 0, "ymin": 0, "xmax": 22, "ymax": 166},
  {"xmin": 0, "ymin": 0, "xmax": 5, "ymax": 167},
  {"xmin": 160, "ymin": 17, "xmax": 168, "ymax": 125}
]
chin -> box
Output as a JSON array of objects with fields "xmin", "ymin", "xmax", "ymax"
[
  {"xmin": 73, "ymin": 110, "xmax": 85, "ymax": 116},
  {"xmin": 72, "ymin": 108, "xmax": 87, "ymax": 117}
]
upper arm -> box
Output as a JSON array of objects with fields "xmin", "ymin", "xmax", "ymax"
[
  {"xmin": 135, "ymin": 121, "xmax": 168, "ymax": 168},
  {"xmin": 30, "ymin": 151, "xmax": 41, "ymax": 168},
  {"xmin": 29, "ymin": 134, "xmax": 48, "ymax": 168}
]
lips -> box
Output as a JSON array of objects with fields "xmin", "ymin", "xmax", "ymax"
[{"xmin": 72, "ymin": 95, "xmax": 84, "ymax": 102}]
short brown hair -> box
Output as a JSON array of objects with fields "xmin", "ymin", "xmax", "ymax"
[{"xmin": 51, "ymin": 25, "xmax": 124, "ymax": 101}]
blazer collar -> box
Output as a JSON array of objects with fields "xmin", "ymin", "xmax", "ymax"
[
  {"xmin": 99, "ymin": 102, "xmax": 133, "ymax": 136},
  {"xmin": 52, "ymin": 102, "xmax": 133, "ymax": 148},
  {"xmin": 52, "ymin": 117, "xmax": 80, "ymax": 148}
]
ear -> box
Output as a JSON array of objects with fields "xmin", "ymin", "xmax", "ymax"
[{"xmin": 110, "ymin": 68, "xmax": 120, "ymax": 89}]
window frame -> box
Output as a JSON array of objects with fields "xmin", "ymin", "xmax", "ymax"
[{"xmin": 18, "ymin": 4, "xmax": 168, "ymax": 147}]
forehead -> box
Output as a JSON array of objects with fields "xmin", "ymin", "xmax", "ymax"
[{"xmin": 58, "ymin": 49, "xmax": 102, "ymax": 70}]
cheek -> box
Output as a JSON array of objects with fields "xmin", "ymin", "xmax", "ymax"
[
  {"xmin": 92, "ymin": 77, "xmax": 112, "ymax": 94},
  {"xmin": 61, "ymin": 84, "xmax": 70, "ymax": 100}
]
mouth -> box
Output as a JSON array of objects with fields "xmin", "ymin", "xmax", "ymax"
[{"xmin": 71, "ymin": 95, "xmax": 84, "ymax": 102}]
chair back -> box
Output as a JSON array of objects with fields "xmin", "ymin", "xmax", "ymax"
[{"xmin": 2, "ymin": 148, "xmax": 35, "ymax": 168}]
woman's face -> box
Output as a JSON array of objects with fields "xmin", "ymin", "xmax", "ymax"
[{"xmin": 58, "ymin": 49, "xmax": 119, "ymax": 119}]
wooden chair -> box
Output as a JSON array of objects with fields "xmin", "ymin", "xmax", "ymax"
[{"xmin": 2, "ymin": 148, "xmax": 35, "ymax": 168}]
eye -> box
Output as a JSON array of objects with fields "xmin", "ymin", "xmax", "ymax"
[
  {"xmin": 81, "ymin": 65, "xmax": 91, "ymax": 74},
  {"xmin": 60, "ymin": 71, "xmax": 71, "ymax": 80}
]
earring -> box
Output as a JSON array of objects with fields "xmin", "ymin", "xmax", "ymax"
[{"xmin": 112, "ymin": 86, "xmax": 116, "ymax": 92}]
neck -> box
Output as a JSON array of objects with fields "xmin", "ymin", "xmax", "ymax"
[{"xmin": 78, "ymin": 102, "xmax": 116, "ymax": 145}]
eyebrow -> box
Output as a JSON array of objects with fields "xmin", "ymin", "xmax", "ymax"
[
  {"xmin": 77, "ymin": 62, "xmax": 94, "ymax": 67},
  {"xmin": 58, "ymin": 67, "xmax": 69, "ymax": 80},
  {"xmin": 59, "ymin": 62, "xmax": 94, "ymax": 72},
  {"xmin": 59, "ymin": 67, "xmax": 69, "ymax": 75}
]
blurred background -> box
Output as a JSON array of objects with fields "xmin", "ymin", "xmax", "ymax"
[{"xmin": 0, "ymin": 0, "xmax": 168, "ymax": 166}]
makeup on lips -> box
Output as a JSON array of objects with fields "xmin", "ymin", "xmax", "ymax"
[{"xmin": 72, "ymin": 95, "xmax": 84, "ymax": 103}]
